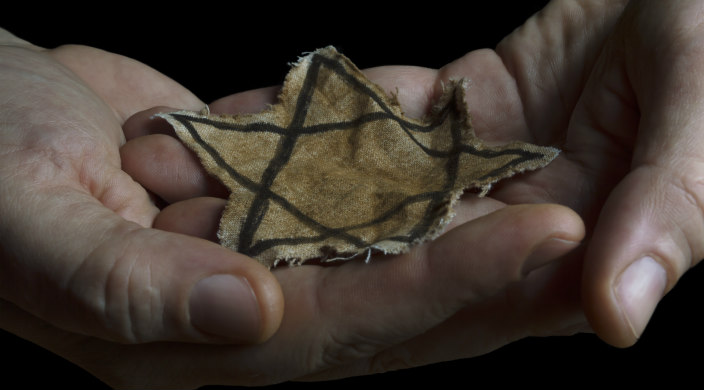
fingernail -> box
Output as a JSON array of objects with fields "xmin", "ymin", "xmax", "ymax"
[
  {"xmin": 523, "ymin": 238, "xmax": 580, "ymax": 275},
  {"xmin": 615, "ymin": 256, "xmax": 667, "ymax": 339},
  {"xmin": 189, "ymin": 274, "xmax": 261, "ymax": 342}
]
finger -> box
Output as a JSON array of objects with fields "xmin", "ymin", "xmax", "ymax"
[
  {"xmin": 0, "ymin": 299, "xmax": 265, "ymax": 389},
  {"xmin": 120, "ymin": 133, "xmax": 228, "ymax": 203},
  {"xmin": 209, "ymin": 86, "xmax": 280, "ymax": 114},
  {"xmin": 123, "ymin": 88, "xmax": 281, "ymax": 140},
  {"xmin": 0, "ymin": 188, "xmax": 283, "ymax": 345},
  {"xmin": 362, "ymin": 65, "xmax": 439, "ymax": 119},
  {"xmin": 583, "ymin": 172, "xmax": 686, "ymax": 347},
  {"xmin": 580, "ymin": 2, "xmax": 704, "ymax": 347},
  {"xmin": 208, "ymin": 67, "xmax": 437, "ymax": 119},
  {"xmin": 122, "ymin": 106, "xmax": 181, "ymax": 140},
  {"xmin": 445, "ymin": 193, "xmax": 506, "ymax": 230},
  {"xmin": 153, "ymin": 197, "xmax": 226, "ymax": 241},
  {"xmin": 49, "ymin": 45, "xmax": 204, "ymax": 122}
]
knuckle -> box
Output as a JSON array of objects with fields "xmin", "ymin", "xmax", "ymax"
[
  {"xmin": 69, "ymin": 227, "xmax": 166, "ymax": 343},
  {"xmin": 314, "ymin": 330, "xmax": 388, "ymax": 373},
  {"xmin": 367, "ymin": 347, "xmax": 418, "ymax": 374},
  {"xmin": 671, "ymin": 172, "xmax": 704, "ymax": 264},
  {"xmin": 675, "ymin": 172, "xmax": 704, "ymax": 213}
]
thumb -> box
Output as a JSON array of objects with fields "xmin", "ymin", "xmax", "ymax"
[
  {"xmin": 581, "ymin": 2, "xmax": 704, "ymax": 347},
  {"xmin": 0, "ymin": 191, "xmax": 283, "ymax": 344},
  {"xmin": 583, "ymin": 170, "xmax": 694, "ymax": 347}
]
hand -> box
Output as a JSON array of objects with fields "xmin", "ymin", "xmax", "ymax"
[
  {"xmin": 487, "ymin": 0, "xmax": 704, "ymax": 347},
  {"xmin": 421, "ymin": 0, "xmax": 703, "ymax": 347},
  {"xmin": 570, "ymin": 0, "xmax": 704, "ymax": 347},
  {"xmin": 0, "ymin": 29, "xmax": 284, "ymax": 354}
]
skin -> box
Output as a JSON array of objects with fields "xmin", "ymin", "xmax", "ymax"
[{"xmin": 1, "ymin": 0, "xmax": 703, "ymax": 387}]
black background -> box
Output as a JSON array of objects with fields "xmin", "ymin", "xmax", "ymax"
[{"xmin": 2, "ymin": 2, "xmax": 702, "ymax": 388}]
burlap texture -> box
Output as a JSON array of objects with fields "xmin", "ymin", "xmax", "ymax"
[{"xmin": 158, "ymin": 46, "xmax": 559, "ymax": 267}]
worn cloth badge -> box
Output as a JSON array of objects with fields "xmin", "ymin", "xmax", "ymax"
[{"xmin": 158, "ymin": 46, "xmax": 558, "ymax": 267}]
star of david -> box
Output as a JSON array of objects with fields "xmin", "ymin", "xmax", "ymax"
[{"xmin": 158, "ymin": 47, "xmax": 558, "ymax": 267}]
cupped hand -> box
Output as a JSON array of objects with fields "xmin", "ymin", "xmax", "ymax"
[
  {"xmin": 0, "ymin": 29, "xmax": 284, "ymax": 349},
  {"xmin": 571, "ymin": 0, "xmax": 704, "ymax": 347},
  {"xmin": 425, "ymin": 0, "xmax": 704, "ymax": 348},
  {"xmin": 482, "ymin": 0, "xmax": 704, "ymax": 347}
]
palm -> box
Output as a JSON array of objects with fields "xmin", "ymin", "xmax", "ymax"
[
  {"xmin": 436, "ymin": 47, "xmax": 630, "ymax": 226},
  {"xmin": 44, "ymin": 45, "xmax": 206, "ymax": 225}
]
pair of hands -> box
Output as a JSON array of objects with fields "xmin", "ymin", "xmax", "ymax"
[{"xmin": 2, "ymin": 0, "xmax": 703, "ymax": 387}]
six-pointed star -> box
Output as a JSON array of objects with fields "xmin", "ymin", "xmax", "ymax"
[{"xmin": 158, "ymin": 46, "xmax": 558, "ymax": 267}]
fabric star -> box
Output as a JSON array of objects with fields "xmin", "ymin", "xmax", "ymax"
[{"xmin": 158, "ymin": 46, "xmax": 559, "ymax": 267}]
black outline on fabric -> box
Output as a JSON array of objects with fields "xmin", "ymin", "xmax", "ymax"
[{"xmin": 170, "ymin": 50, "xmax": 549, "ymax": 258}]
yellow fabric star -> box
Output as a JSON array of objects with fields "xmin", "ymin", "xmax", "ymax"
[{"xmin": 158, "ymin": 47, "xmax": 558, "ymax": 267}]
